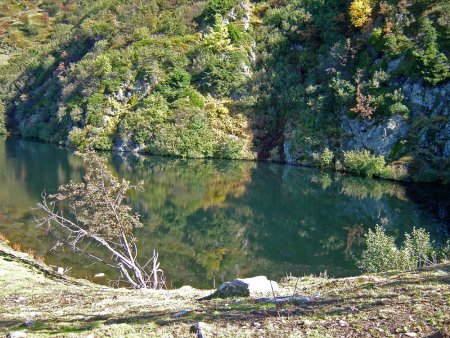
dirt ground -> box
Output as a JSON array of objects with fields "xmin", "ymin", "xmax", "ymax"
[{"xmin": 1, "ymin": 241, "xmax": 449, "ymax": 337}]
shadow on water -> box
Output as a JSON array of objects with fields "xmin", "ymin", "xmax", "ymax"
[{"xmin": 0, "ymin": 138, "xmax": 448, "ymax": 288}]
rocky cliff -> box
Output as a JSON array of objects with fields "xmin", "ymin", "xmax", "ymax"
[{"xmin": 0, "ymin": 0, "xmax": 448, "ymax": 182}]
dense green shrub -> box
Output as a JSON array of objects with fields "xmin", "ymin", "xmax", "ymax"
[
  {"xmin": 388, "ymin": 102, "xmax": 409, "ymax": 116},
  {"xmin": 92, "ymin": 134, "xmax": 113, "ymax": 151},
  {"xmin": 215, "ymin": 136, "xmax": 244, "ymax": 159},
  {"xmin": 200, "ymin": 0, "xmax": 239, "ymax": 23},
  {"xmin": 149, "ymin": 108, "xmax": 216, "ymax": 158},
  {"xmin": 192, "ymin": 15, "xmax": 248, "ymax": 97},
  {"xmin": 119, "ymin": 94, "xmax": 170, "ymax": 145},
  {"xmin": 68, "ymin": 126, "xmax": 113, "ymax": 150},
  {"xmin": 358, "ymin": 225, "xmax": 402, "ymax": 272},
  {"xmin": 403, "ymin": 228, "xmax": 436, "ymax": 267},
  {"xmin": 227, "ymin": 23, "xmax": 242, "ymax": 43},
  {"xmin": 313, "ymin": 148, "xmax": 334, "ymax": 169},
  {"xmin": 178, "ymin": 110, "xmax": 216, "ymax": 158},
  {"xmin": 155, "ymin": 69, "xmax": 192, "ymax": 103},
  {"xmin": 85, "ymin": 93, "xmax": 107, "ymax": 127},
  {"xmin": 358, "ymin": 225, "xmax": 438, "ymax": 273},
  {"xmin": 68, "ymin": 127, "xmax": 90, "ymax": 150},
  {"xmin": 330, "ymin": 75, "xmax": 356, "ymax": 106},
  {"xmin": 343, "ymin": 149, "xmax": 386, "ymax": 178}
]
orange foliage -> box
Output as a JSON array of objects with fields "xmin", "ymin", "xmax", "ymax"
[{"xmin": 351, "ymin": 85, "xmax": 374, "ymax": 119}]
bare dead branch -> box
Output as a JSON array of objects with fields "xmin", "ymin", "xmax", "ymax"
[{"xmin": 35, "ymin": 151, "xmax": 165, "ymax": 289}]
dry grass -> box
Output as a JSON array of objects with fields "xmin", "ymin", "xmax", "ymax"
[{"xmin": 0, "ymin": 240, "xmax": 449, "ymax": 337}]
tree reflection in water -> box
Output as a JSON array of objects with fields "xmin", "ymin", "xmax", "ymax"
[{"xmin": 0, "ymin": 138, "xmax": 448, "ymax": 288}]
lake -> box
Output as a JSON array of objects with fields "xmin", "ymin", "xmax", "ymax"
[{"xmin": 0, "ymin": 138, "xmax": 448, "ymax": 289}]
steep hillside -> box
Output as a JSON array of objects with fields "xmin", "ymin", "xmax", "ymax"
[{"xmin": 0, "ymin": 0, "xmax": 449, "ymax": 182}]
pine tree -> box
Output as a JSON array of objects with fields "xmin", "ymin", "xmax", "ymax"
[{"xmin": 413, "ymin": 18, "xmax": 449, "ymax": 85}]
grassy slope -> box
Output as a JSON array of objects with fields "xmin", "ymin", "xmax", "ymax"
[{"xmin": 1, "ymin": 241, "xmax": 449, "ymax": 337}]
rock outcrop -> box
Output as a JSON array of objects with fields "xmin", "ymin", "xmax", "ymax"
[{"xmin": 283, "ymin": 80, "xmax": 450, "ymax": 167}]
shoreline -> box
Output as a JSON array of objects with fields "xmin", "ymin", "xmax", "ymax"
[
  {"xmin": 1, "ymin": 240, "xmax": 449, "ymax": 337},
  {"xmin": 3, "ymin": 136, "xmax": 449, "ymax": 186}
]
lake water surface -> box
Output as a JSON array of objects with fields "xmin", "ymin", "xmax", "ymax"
[{"xmin": 0, "ymin": 138, "xmax": 448, "ymax": 288}]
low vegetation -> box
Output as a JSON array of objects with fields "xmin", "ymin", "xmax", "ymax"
[
  {"xmin": 358, "ymin": 225, "xmax": 449, "ymax": 273},
  {"xmin": 343, "ymin": 149, "xmax": 409, "ymax": 180},
  {"xmin": 313, "ymin": 147, "xmax": 334, "ymax": 169},
  {"xmin": 1, "ymin": 239, "xmax": 449, "ymax": 337}
]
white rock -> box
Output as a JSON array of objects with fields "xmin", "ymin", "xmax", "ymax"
[
  {"xmin": 7, "ymin": 331, "xmax": 27, "ymax": 338},
  {"xmin": 201, "ymin": 276, "xmax": 279, "ymax": 299}
]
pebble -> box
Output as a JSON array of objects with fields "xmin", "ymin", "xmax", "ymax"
[{"xmin": 338, "ymin": 320, "xmax": 349, "ymax": 327}]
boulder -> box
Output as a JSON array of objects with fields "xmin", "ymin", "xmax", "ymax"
[{"xmin": 200, "ymin": 276, "xmax": 279, "ymax": 300}]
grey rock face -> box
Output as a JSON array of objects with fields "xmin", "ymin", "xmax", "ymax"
[
  {"xmin": 284, "ymin": 141, "xmax": 295, "ymax": 164},
  {"xmin": 401, "ymin": 80, "xmax": 449, "ymax": 117},
  {"xmin": 200, "ymin": 276, "xmax": 280, "ymax": 300},
  {"xmin": 387, "ymin": 55, "xmax": 405, "ymax": 73},
  {"xmin": 341, "ymin": 114, "xmax": 409, "ymax": 156},
  {"xmin": 283, "ymin": 79, "xmax": 449, "ymax": 166},
  {"xmin": 113, "ymin": 139, "xmax": 146, "ymax": 154},
  {"xmin": 282, "ymin": 122, "xmax": 316, "ymax": 165},
  {"xmin": 401, "ymin": 80, "xmax": 450, "ymax": 158}
]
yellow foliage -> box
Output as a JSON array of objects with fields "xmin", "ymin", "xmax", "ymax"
[{"xmin": 350, "ymin": 0, "xmax": 372, "ymax": 28}]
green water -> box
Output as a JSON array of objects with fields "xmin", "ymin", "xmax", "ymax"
[{"xmin": 0, "ymin": 138, "xmax": 448, "ymax": 288}]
